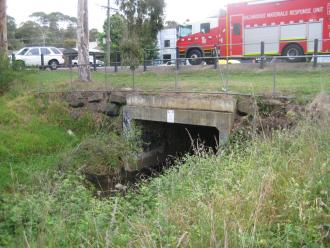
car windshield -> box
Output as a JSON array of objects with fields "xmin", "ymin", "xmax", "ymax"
[
  {"xmin": 179, "ymin": 25, "xmax": 192, "ymax": 38},
  {"xmin": 18, "ymin": 48, "xmax": 29, "ymax": 55}
]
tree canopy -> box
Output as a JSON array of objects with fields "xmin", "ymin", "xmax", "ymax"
[
  {"xmin": 99, "ymin": 13, "xmax": 124, "ymax": 54},
  {"xmin": 114, "ymin": 0, "xmax": 165, "ymax": 66},
  {"xmin": 8, "ymin": 12, "xmax": 79, "ymax": 49}
]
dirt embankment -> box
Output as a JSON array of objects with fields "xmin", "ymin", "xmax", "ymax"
[
  {"xmin": 234, "ymin": 93, "xmax": 330, "ymax": 138},
  {"xmin": 234, "ymin": 95, "xmax": 303, "ymax": 137}
]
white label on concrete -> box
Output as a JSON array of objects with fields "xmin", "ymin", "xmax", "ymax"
[{"xmin": 167, "ymin": 110, "xmax": 175, "ymax": 123}]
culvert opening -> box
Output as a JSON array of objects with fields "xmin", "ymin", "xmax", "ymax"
[
  {"xmin": 86, "ymin": 120, "xmax": 220, "ymax": 195},
  {"xmin": 135, "ymin": 120, "xmax": 219, "ymax": 170}
]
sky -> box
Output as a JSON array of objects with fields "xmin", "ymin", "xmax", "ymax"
[{"xmin": 6, "ymin": 0, "xmax": 244, "ymax": 31}]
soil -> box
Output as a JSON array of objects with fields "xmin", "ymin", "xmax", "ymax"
[{"xmin": 233, "ymin": 96, "xmax": 305, "ymax": 138}]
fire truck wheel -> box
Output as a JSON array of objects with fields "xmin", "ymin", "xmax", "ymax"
[
  {"xmin": 283, "ymin": 44, "xmax": 304, "ymax": 62},
  {"xmin": 187, "ymin": 49, "xmax": 203, "ymax": 65}
]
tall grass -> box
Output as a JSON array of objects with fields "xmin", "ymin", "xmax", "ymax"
[
  {"xmin": 1, "ymin": 120, "xmax": 329, "ymax": 247},
  {"xmin": 0, "ymin": 93, "xmax": 107, "ymax": 189}
]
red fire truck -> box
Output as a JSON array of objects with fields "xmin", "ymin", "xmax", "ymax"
[{"xmin": 177, "ymin": 0, "xmax": 330, "ymax": 64}]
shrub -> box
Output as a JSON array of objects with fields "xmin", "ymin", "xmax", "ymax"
[
  {"xmin": 60, "ymin": 123, "xmax": 143, "ymax": 175},
  {"xmin": 0, "ymin": 53, "xmax": 16, "ymax": 94}
]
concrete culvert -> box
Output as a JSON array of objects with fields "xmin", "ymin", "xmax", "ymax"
[{"xmin": 133, "ymin": 120, "xmax": 220, "ymax": 171}]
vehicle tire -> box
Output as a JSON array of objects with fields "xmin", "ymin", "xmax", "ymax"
[
  {"xmin": 282, "ymin": 44, "xmax": 304, "ymax": 62},
  {"xmin": 73, "ymin": 63, "xmax": 78, "ymax": 67},
  {"xmin": 49, "ymin": 60, "xmax": 59, "ymax": 70},
  {"xmin": 187, "ymin": 49, "xmax": 203, "ymax": 65}
]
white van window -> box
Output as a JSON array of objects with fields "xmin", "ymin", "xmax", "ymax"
[
  {"xmin": 50, "ymin": 48, "xmax": 61, "ymax": 54},
  {"xmin": 27, "ymin": 48, "xmax": 40, "ymax": 56},
  {"xmin": 40, "ymin": 48, "xmax": 51, "ymax": 55}
]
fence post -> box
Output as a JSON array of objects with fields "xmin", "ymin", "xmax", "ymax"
[
  {"xmin": 11, "ymin": 53, "xmax": 15, "ymax": 68},
  {"xmin": 176, "ymin": 47, "xmax": 180, "ymax": 70},
  {"xmin": 143, "ymin": 49, "xmax": 147, "ymax": 72},
  {"xmin": 260, "ymin": 41, "xmax": 265, "ymax": 69},
  {"xmin": 68, "ymin": 56, "xmax": 72, "ymax": 68},
  {"xmin": 132, "ymin": 67, "xmax": 135, "ymax": 90},
  {"xmin": 225, "ymin": 56, "xmax": 229, "ymax": 92},
  {"xmin": 93, "ymin": 53, "xmax": 97, "ymax": 71},
  {"xmin": 214, "ymin": 46, "xmax": 218, "ymax": 69},
  {"xmin": 272, "ymin": 60, "xmax": 277, "ymax": 96},
  {"xmin": 313, "ymin": 39, "xmax": 319, "ymax": 68},
  {"xmin": 115, "ymin": 51, "xmax": 118, "ymax": 73},
  {"xmin": 69, "ymin": 59, "xmax": 73, "ymax": 91},
  {"xmin": 40, "ymin": 54, "xmax": 45, "ymax": 70}
]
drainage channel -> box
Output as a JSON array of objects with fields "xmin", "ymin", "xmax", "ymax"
[{"xmin": 87, "ymin": 120, "xmax": 220, "ymax": 196}]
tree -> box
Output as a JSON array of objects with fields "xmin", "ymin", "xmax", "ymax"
[
  {"xmin": 115, "ymin": 0, "xmax": 165, "ymax": 66},
  {"xmin": 30, "ymin": 12, "xmax": 77, "ymax": 30},
  {"xmin": 15, "ymin": 21, "xmax": 44, "ymax": 46},
  {"xmin": 0, "ymin": 0, "xmax": 7, "ymax": 54},
  {"xmin": 77, "ymin": 0, "xmax": 91, "ymax": 82},
  {"xmin": 89, "ymin": 28, "xmax": 99, "ymax": 42},
  {"xmin": 7, "ymin": 16, "xmax": 22, "ymax": 50},
  {"xmin": 99, "ymin": 13, "xmax": 124, "ymax": 52},
  {"xmin": 165, "ymin": 20, "xmax": 178, "ymax": 28},
  {"xmin": 29, "ymin": 12, "xmax": 78, "ymax": 47},
  {"xmin": 6, "ymin": 16, "xmax": 15, "ymax": 38}
]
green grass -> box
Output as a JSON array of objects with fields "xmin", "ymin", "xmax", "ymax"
[
  {"xmin": 18, "ymin": 64, "xmax": 330, "ymax": 98},
  {"xmin": 1, "ymin": 64, "xmax": 329, "ymax": 247},
  {"xmin": 0, "ymin": 93, "xmax": 102, "ymax": 190},
  {"xmin": 1, "ymin": 120, "xmax": 329, "ymax": 247}
]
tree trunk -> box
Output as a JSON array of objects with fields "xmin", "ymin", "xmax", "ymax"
[
  {"xmin": 0, "ymin": 0, "xmax": 7, "ymax": 55},
  {"xmin": 77, "ymin": 0, "xmax": 90, "ymax": 82}
]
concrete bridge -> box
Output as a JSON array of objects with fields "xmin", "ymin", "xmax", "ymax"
[
  {"xmin": 122, "ymin": 92, "xmax": 243, "ymax": 171},
  {"xmin": 63, "ymin": 90, "xmax": 284, "ymax": 171},
  {"xmin": 123, "ymin": 93, "xmax": 237, "ymax": 143}
]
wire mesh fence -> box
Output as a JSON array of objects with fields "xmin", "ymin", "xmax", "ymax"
[{"xmin": 9, "ymin": 41, "xmax": 330, "ymax": 97}]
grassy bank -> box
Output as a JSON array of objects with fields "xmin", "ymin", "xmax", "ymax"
[
  {"xmin": 1, "ymin": 118, "xmax": 329, "ymax": 247},
  {"xmin": 0, "ymin": 92, "xmax": 107, "ymax": 190},
  {"xmin": 1, "ymin": 62, "xmax": 329, "ymax": 246}
]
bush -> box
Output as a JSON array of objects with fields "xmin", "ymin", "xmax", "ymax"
[
  {"xmin": 0, "ymin": 53, "xmax": 16, "ymax": 94},
  {"xmin": 60, "ymin": 123, "xmax": 143, "ymax": 175}
]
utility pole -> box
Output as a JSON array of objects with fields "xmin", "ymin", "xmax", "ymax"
[
  {"xmin": 77, "ymin": 0, "xmax": 91, "ymax": 81},
  {"xmin": 107, "ymin": 0, "xmax": 110, "ymax": 67},
  {"xmin": 0, "ymin": 0, "xmax": 8, "ymax": 55},
  {"xmin": 101, "ymin": 1, "xmax": 118, "ymax": 68}
]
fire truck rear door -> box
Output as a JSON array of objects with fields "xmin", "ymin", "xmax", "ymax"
[{"xmin": 230, "ymin": 15, "xmax": 243, "ymax": 56}]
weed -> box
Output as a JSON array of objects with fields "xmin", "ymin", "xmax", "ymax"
[{"xmin": 0, "ymin": 120, "xmax": 328, "ymax": 247}]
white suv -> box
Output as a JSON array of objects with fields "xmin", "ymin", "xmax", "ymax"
[{"xmin": 13, "ymin": 47, "xmax": 64, "ymax": 70}]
